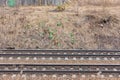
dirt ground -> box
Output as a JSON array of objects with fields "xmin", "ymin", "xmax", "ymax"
[
  {"xmin": 0, "ymin": 1, "xmax": 120, "ymax": 79},
  {"xmin": 0, "ymin": 4, "xmax": 120, "ymax": 49},
  {"xmin": 0, "ymin": 58, "xmax": 120, "ymax": 64},
  {"xmin": 0, "ymin": 74, "xmax": 120, "ymax": 80}
]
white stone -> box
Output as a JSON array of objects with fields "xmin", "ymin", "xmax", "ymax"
[
  {"xmin": 33, "ymin": 57, "xmax": 37, "ymax": 60},
  {"xmin": 93, "ymin": 53, "xmax": 96, "ymax": 55},
  {"xmin": 17, "ymin": 57, "xmax": 21, "ymax": 60},
  {"xmin": 34, "ymin": 52, "xmax": 37, "ymax": 54},
  {"xmin": 0, "ymin": 57, "xmax": 4, "ymax": 60},
  {"xmin": 118, "ymin": 75, "xmax": 120, "ymax": 77},
  {"xmin": 32, "ymin": 68, "xmax": 37, "ymax": 70},
  {"xmin": 41, "ymin": 57, "xmax": 45, "ymax": 60},
  {"xmin": 18, "ymin": 52, "xmax": 22, "ymax": 54},
  {"xmin": 21, "ymin": 74, "xmax": 26, "ymax": 78},
  {"xmin": 57, "ymin": 53, "xmax": 60, "ymax": 54},
  {"xmin": 72, "ymin": 75, "xmax": 77, "ymax": 78},
  {"xmin": 88, "ymin": 57, "xmax": 93, "ymax": 60},
  {"xmin": 49, "ymin": 53, "xmax": 52, "ymax": 54},
  {"xmin": 14, "ymin": 68, "xmax": 18, "ymax": 70},
  {"xmin": 11, "ymin": 74, "xmax": 16, "ymax": 78},
  {"xmin": 64, "ymin": 53, "xmax": 67, "ymax": 54},
  {"xmin": 2, "ymin": 74, "xmax": 7, "ymax": 77},
  {"xmin": 101, "ymin": 53, "xmax": 104, "ymax": 55},
  {"xmin": 81, "ymin": 75, "xmax": 86, "ymax": 78},
  {"xmin": 43, "ymin": 74, "xmax": 47, "ymax": 77},
  {"xmin": 80, "ymin": 57, "xmax": 84, "ymax": 60},
  {"xmin": 86, "ymin": 53, "xmax": 89, "ymax": 55},
  {"xmin": 42, "ymin": 68, "xmax": 46, "ymax": 71},
  {"xmin": 109, "ymin": 75, "xmax": 113, "ymax": 78},
  {"xmin": 79, "ymin": 68, "xmax": 82, "ymax": 70},
  {"xmin": 27, "ymin": 52, "xmax": 30, "ymax": 54},
  {"xmin": 52, "ymin": 68, "xmax": 56, "ymax": 70},
  {"xmin": 9, "ymin": 57, "xmax": 13, "ymax": 60},
  {"xmin": 70, "ymin": 68, "xmax": 74, "ymax": 70},
  {"xmin": 100, "ymin": 75, "xmax": 105, "ymax": 78},
  {"xmin": 42, "ymin": 53, "xmax": 45, "ymax": 54},
  {"xmin": 104, "ymin": 57, "xmax": 108, "ymax": 60},
  {"xmin": 25, "ymin": 57, "xmax": 29, "ymax": 60},
  {"xmin": 73, "ymin": 57, "xmax": 77, "ymax": 60},
  {"xmin": 72, "ymin": 53, "xmax": 74, "ymax": 55},
  {"xmin": 111, "ymin": 57, "xmax": 115, "ymax": 61},
  {"xmin": 78, "ymin": 53, "xmax": 81, "ymax": 54},
  {"xmin": 97, "ymin": 71, "xmax": 102, "ymax": 76},
  {"xmin": 113, "ymin": 68, "xmax": 117, "ymax": 71},
  {"xmin": 105, "ymin": 68, "xmax": 108, "ymax": 71},
  {"xmin": 57, "ymin": 57, "xmax": 61, "ymax": 60},
  {"xmin": 23, "ymin": 68, "xmax": 27, "ymax": 70},
  {"xmin": 4, "ymin": 67, "xmax": 9, "ymax": 70},
  {"xmin": 96, "ymin": 57, "xmax": 100, "ymax": 60},
  {"xmin": 31, "ymin": 74, "xmax": 36, "ymax": 78},
  {"xmin": 49, "ymin": 57, "xmax": 53, "ymax": 60},
  {"xmin": 63, "ymin": 74, "xmax": 67, "ymax": 78},
  {"xmin": 108, "ymin": 53, "xmax": 111, "ymax": 55},
  {"xmin": 65, "ymin": 57, "xmax": 69, "ymax": 60},
  {"xmin": 3, "ymin": 52, "xmax": 6, "ymax": 54},
  {"xmin": 96, "ymin": 68, "xmax": 100, "ymax": 70},
  {"xmin": 52, "ymin": 75, "xmax": 57, "ymax": 78},
  {"xmin": 115, "ymin": 53, "xmax": 118, "ymax": 55},
  {"xmin": 91, "ymin": 75, "xmax": 95, "ymax": 77}
]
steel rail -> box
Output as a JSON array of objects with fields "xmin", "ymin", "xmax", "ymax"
[
  {"xmin": 22, "ymin": 70, "xmax": 120, "ymax": 74},
  {"xmin": 1, "ymin": 49, "xmax": 120, "ymax": 53},
  {"xmin": 0, "ymin": 53, "xmax": 120, "ymax": 57},
  {"xmin": 0, "ymin": 69, "xmax": 119, "ymax": 74},
  {"xmin": 0, "ymin": 70, "xmax": 120, "ymax": 74},
  {"xmin": 0, "ymin": 64, "xmax": 119, "ymax": 74},
  {"xmin": 0, "ymin": 63, "xmax": 120, "ymax": 67}
]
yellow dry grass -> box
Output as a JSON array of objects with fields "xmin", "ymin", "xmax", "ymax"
[
  {"xmin": 75, "ymin": 0, "xmax": 120, "ymax": 6},
  {"xmin": 0, "ymin": 0, "xmax": 120, "ymax": 49}
]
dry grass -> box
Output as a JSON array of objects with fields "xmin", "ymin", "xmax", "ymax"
[
  {"xmin": 0, "ymin": 6, "xmax": 120, "ymax": 49},
  {"xmin": 75, "ymin": 0, "xmax": 120, "ymax": 6},
  {"xmin": 0, "ymin": 0, "xmax": 120, "ymax": 49}
]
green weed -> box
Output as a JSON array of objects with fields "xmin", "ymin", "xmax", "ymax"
[
  {"xmin": 24, "ymin": 24, "xmax": 32, "ymax": 29},
  {"xmin": 57, "ymin": 42, "xmax": 61, "ymax": 47},
  {"xmin": 57, "ymin": 21, "xmax": 63, "ymax": 27},
  {"xmin": 70, "ymin": 33, "xmax": 75, "ymax": 44},
  {"xmin": 48, "ymin": 28, "xmax": 56, "ymax": 40},
  {"xmin": 39, "ymin": 21, "xmax": 46, "ymax": 28}
]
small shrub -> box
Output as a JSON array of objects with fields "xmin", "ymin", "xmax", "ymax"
[{"xmin": 55, "ymin": 5, "xmax": 65, "ymax": 12}]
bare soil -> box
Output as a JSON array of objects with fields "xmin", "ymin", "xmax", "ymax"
[
  {"xmin": 0, "ymin": 6, "xmax": 120, "ymax": 49},
  {"xmin": 0, "ymin": 74, "xmax": 120, "ymax": 80},
  {"xmin": 0, "ymin": 1, "xmax": 120, "ymax": 79},
  {"xmin": 0, "ymin": 59, "xmax": 119, "ymax": 64}
]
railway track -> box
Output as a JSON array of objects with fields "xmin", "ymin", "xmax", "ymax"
[
  {"xmin": 0, "ymin": 49, "xmax": 120, "ymax": 60},
  {"xmin": 0, "ymin": 49, "xmax": 119, "ymax": 76},
  {"xmin": 0, "ymin": 64, "xmax": 120, "ymax": 74}
]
